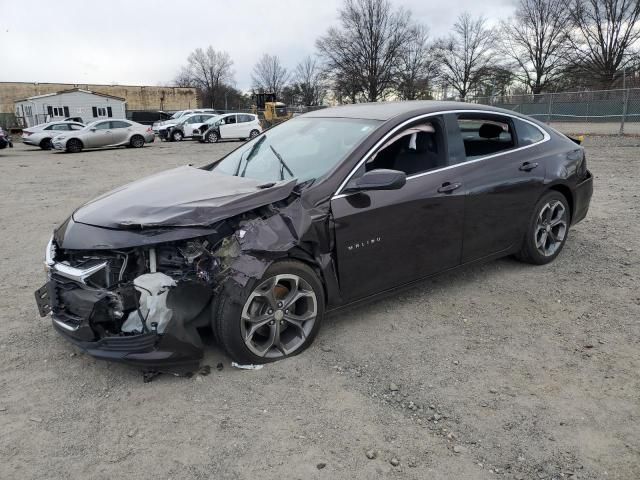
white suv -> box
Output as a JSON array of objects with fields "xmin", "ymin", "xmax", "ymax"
[
  {"xmin": 162, "ymin": 113, "xmax": 218, "ymax": 141},
  {"xmin": 196, "ymin": 113, "xmax": 262, "ymax": 143},
  {"xmin": 152, "ymin": 109, "xmax": 220, "ymax": 133}
]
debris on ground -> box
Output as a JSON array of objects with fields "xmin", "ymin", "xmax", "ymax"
[{"xmin": 231, "ymin": 362, "xmax": 264, "ymax": 370}]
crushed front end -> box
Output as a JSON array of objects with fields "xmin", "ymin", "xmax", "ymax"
[{"xmin": 35, "ymin": 233, "xmax": 223, "ymax": 374}]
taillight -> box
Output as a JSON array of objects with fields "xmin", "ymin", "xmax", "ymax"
[{"xmin": 146, "ymin": 127, "xmax": 152, "ymax": 132}]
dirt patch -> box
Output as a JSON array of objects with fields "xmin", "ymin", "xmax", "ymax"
[{"xmin": 0, "ymin": 137, "xmax": 638, "ymax": 479}]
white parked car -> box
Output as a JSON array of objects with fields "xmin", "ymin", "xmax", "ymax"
[
  {"xmin": 21, "ymin": 121, "xmax": 85, "ymax": 150},
  {"xmin": 152, "ymin": 109, "xmax": 221, "ymax": 133},
  {"xmin": 196, "ymin": 113, "xmax": 262, "ymax": 143},
  {"xmin": 159, "ymin": 113, "xmax": 219, "ymax": 141}
]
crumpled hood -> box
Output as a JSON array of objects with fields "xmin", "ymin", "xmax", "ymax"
[{"xmin": 72, "ymin": 166, "xmax": 297, "ymax": 229}]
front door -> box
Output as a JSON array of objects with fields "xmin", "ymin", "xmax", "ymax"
[
  {"xmin": 87, "ymin": 121, "xmax": 112, "ymax": 147},
  {"xmin": 219, "ymin": 114, "xmax": 239, "ymax": 139},
  {"xmin": 330, "ymin": 116, "xmax": 465, "ymax": 302}
]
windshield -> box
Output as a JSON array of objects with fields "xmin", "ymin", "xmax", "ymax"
[
  {"xmin": 205, "ymin": 115, "xmax": 222, "ymax": 126},
  {"xmin": 210, "ymin": 117, "xmax": 380, "ymax": 183},
  {"xmin": 170, "ymin": 111, "xmax": 184, "ymax": 119}
]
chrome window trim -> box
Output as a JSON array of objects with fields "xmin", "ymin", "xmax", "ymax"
[{"xmin": 332, "ymin": 109, "xmax": 550, "ymax": 200}]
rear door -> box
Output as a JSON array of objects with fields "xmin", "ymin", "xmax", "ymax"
[
  {"xmin": 109, "ymin": 120, "xmax": 132, "ymax": 144},
  {"xmin": 330, "ymin": 115, "xmax": 465, "ymax": 301},
  {"xmin": 236, "ymin": 114, "xmax": 252, "ymax": 137},
  {"xmin": 447, "ymin": 113, "xmax": 548, "ymax": 263}
]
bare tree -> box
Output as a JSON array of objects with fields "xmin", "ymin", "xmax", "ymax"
[
  {"xmin": 291, "ymin": 56, "xmax": 327, "ymax": 106},
  {"xmin": 500, "ymin": 0, "xmax": 571, "ymax": 94},
  {"xmin": 434, "ymin": 13, "xmax": 494, "ymax": 99},
  {"xmin": 396, "ymin": 25, "xmax": 437, "ymax": 100},
  {"xmin": 569, "ymin": 0, "xmax": 640, "ymax": 87},
  {"xmin": 176, "ymin": 47, "xmax": 234, "ymax": 108},
  {"xmin": 316, "ymin": 0, "xmax": 413, "ymax": 102},
  {"xmin": 251, "ymin": 54, "xmax": 290, "ymax": 98}
]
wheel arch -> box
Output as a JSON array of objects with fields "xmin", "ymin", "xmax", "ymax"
[
  {"xmin": 547, "ymin": 183, "xmax": 574, "ymax": 221},
  {"xmin": 66, "ymin": 137, "xmax": 84, "ymax": 148}
]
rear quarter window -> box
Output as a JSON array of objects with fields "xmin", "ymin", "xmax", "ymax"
[{"xmin": 515, "ymin": 119, "xmax": 545, "ymax": 146}]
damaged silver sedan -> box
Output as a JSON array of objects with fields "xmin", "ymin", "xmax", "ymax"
[{"xmin": 35, "ymin": 101, "xmax": 592, "ymax": 374}]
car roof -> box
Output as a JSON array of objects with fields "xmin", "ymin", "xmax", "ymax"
[{"xmin": 302, "ymin": 101, "xmax": 524, "ymax": 121}]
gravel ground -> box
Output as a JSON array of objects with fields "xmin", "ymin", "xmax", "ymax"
[{"xmin": 0, "ymin": 136, "xmax": 638, "ymax": 480}]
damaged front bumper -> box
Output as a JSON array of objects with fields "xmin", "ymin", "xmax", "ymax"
[{"xmin": 35, "ymin": 239, "xmax": 212, "ymax": 373}]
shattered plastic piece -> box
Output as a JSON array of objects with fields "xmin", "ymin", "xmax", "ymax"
[
  {"xmin": 121, "ymin": 273, "xmax": 176, "ymax": 334},
  {"xmin": 231, "ymin": 362, "xmax": 264, "ymax": 370}
]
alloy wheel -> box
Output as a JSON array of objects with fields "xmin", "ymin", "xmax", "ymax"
[
  {"xmin": 249, "ymin": 130, "xmax": 259, "ymax": 139},
  {"xmin": 207, "ymin": 131, "xmax": 218, "ymax": 143},
  {"xmin": 534, "ymin": 200, "xmax": 567, "ymax": 257},
  {"xmin": 240, "ymin": 274, "xmax": 317, "ymax": 358}
]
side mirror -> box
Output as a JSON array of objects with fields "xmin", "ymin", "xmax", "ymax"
[
  {"xmin": 343, "ymin": 169, "xmax": 406, "ymax": 194},
  {"xmin": 90, "ymin": 127, "xmax": 96, "ymax": 132}
]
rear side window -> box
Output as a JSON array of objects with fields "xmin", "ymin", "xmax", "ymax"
[
  {"xmin": 110, "ymin": 121, "xmax": 130, "ymax": 129},
  {"xmin": 514, "ymin": 119, "xmax": 545, "ymax": 146},
  {"xmin": 50, "ymin": 124, "xmax": 69, "ymax": 131},
  {"xmin": 457, "ymin": 116, "xmax": 515, "ymax": 160}
]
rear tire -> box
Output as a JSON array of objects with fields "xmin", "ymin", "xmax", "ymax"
[
  {"xmin": 39, "ymin": 138, "xmax": 52, "ymax": 150},
  {"xmin": 249, "ymin": 129, "xmax": 260, "ymax": 139},
  {"xmin": 213, "ymin": 260, "xmax": 325, "ymax": 364},
  {"xmin": 66, "ymin": 138, "xmax": 83, "ymax": 153},
  {"xmin": 516, "ymin": 191, "xmax": 570, "ymax": 265},
  {"xmin": 130, "ymin": 135, "xmax": 145, "ymax": 148}
]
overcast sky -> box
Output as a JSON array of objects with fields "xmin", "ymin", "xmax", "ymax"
[{"xmin": 0, "ymin": 0, "xmax": 515, "ymax": 91}]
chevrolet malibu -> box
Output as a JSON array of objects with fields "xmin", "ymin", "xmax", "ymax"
[
  {"xmin": 52, "ymin": 119, "xmax": 154, "ymax": 153},
  {"xmin": 35, "ymin": 101, "xmax": 593, "ymax": 374}
]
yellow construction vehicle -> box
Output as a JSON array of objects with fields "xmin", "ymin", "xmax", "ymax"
[{"xmin": 252, "ymin": 93, "xmax": 292, "ymax": 128}]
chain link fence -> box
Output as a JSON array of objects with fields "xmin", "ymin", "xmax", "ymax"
[{"xmin": 468, "ymin": 88, "xmax": 640, "ymax": 135}]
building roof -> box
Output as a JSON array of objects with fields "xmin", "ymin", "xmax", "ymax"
[
  {"xmin": 15, "ymin": 88, "xmax": 126, "ymax": 103},
  {"xmin": 303, "ymin": 100, "xmax": 511, "ymax": 121}
]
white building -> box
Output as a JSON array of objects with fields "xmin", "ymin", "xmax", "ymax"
[{"xmin": 15, "ymin": 88, "xmax": 126, "ymax": 127}]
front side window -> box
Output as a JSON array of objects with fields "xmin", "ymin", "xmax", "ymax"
[
  {"xmin": 211, "ymin": 117, "xmax": 380, "ymax": 183},
  {"xmin": 94, "ymin": 121, "xmax": 111, "ymax": 130},
  {"xmin": 362, "ymin": 118, "xmax": 447, "ymax": 176},
  {"xmin": 457, "ymin": 116, "xmax": 515, "ymax": 160}
]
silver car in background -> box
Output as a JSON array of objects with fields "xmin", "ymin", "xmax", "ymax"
[
  {"xmin": 52, "ymin": 119, "xmax": 155, "ymax": 153},
  {"xmin": 22, "ymin": 121, "xmax": 85, "ymax": 150}
]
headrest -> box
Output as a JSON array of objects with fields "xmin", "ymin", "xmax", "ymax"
[{"xmin": 479, "ymin": 123, "xmax": 504, "ymax": 139}]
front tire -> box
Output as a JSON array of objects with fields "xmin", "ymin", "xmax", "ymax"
[
  {"xmin": 171, "ymin": 130, "xmax": 183, "ymax": 142},
  {"xmin": 206, "ymin": 130, "xmax": 219, "ymax": 143},
  {"xmin": 130, "ymin": 135, "xmax": 145, "ymax": 148},
  {"xmin": 66, "ymin": 138, "xmax": 83, "ymax": 153},
  {"xmin": 213, "ymin": 260, "xmax": 325, "ymax": 364},
  {"xmin": 517, "ymin": 191, "xmax": 570, "ymax": 265}
]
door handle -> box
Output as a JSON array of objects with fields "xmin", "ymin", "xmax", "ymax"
[
  {"xmin": 437, "ymin": 182, "xmax": 462, "ymax": 193},
  {"xmin": 519, "ymin": 161, "xmax": 539, "ymax": 171}
]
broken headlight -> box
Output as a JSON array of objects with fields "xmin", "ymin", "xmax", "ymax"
[{"xmin": 44, "ymin": 234, "xmax": 56, "ymax": 270}]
